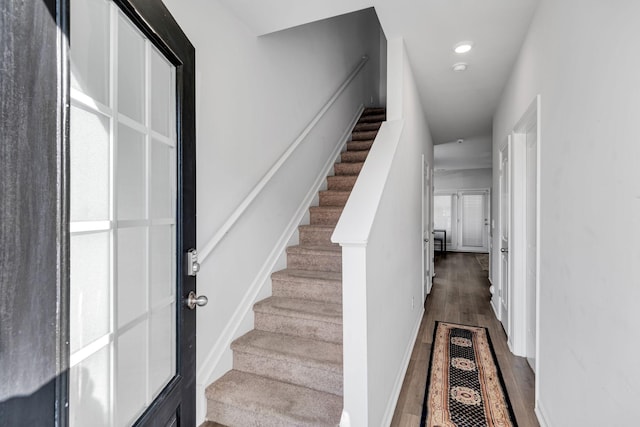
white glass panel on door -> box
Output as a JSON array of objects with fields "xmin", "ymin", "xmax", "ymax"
[
  {"xmin": 69, "ymin": 0, "xmax": 177, "ymax": 425},
  {"xmin": 70, "ymin": 0, "xmax": 110, "ymax": 105},
  {"xmin": 460, "ymin": 194, "xmax": 485, "ymax": 248}
]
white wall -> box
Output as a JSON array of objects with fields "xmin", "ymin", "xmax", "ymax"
[
  {"xmin": 493, "ymin": 1, "xmax": 640, "ymax": 425},
  {"xmin": 161, "ymin": 0, "xmax": 382, "ymax": 421},
  {"xmin": 366, "ymin": 39, "xmax": 432, "ymax": 426},
  {"xmin": 434, "ymin": 168, "xmax": 492, "ymax": 191},
  {"xmin": 333, "ymin": 38, "xmax": 432, "ymax": 427}
]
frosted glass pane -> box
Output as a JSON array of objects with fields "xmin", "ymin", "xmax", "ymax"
[
  {"xmin": 117, "ymin": 124, "xmax": 146, "ymax": 220},
  {"xmin": 149, "ymin": 304, "xmax": 175, "ymax": 399},
  {"xmin": 70, "ymin": 106, "xmax": 110, "ymax": 221},
  {"xmin": 70, "ymin": 232, "xmax": 110, "ymax": 353},
  {"xmin": 150, "ymin": 226, "xmax": 174, "ymax": 305},
  {"xmin": 117, "ymin": 227, "xmax": 147, "ymax": 327},
  {"xmin": 118, "ymin": 15, "xmax": 145, "ymax": 123},
  {"xmin": 150, "ymin": 141, "xmax": 175, "ymax": 219},
  {"xmin": 150, "ymin": 49, "xmax": 175, "ymax": 137},
  {"xmin": 462, "ymin": 195, "xmax": 484, "ymax": 247},
  {"xmin": 70, "ymin": 0, "xmax": 110, "ymax": 105},
  {"xmin": 69, "ymin": 345, "xmax": 111, "ymax": 427},
  {"xmin": 117, "ymin": 322, "xmax": 147, "ymax": 426}
]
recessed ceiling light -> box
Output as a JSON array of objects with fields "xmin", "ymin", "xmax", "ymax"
[
  {"xmin": 452, "ymin": 63, "xmax": 468, "ymax": 72},
  {"xmin": 454, "ymin": 42, "xmax": 473, "ymax": 54}
]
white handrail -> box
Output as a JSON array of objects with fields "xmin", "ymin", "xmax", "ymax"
[{"xmin": 199, "ymin": 55, "xmax": 369, "ymax": 263}]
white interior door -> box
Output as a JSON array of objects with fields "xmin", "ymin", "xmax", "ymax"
[
  {"xmin": 525, "ymin": 123, "xmax": 538, "ymax": 371},
  {"xmin": 457, "ymin": 191, "xmax": 489, "ymax": 252},
  {"xmin": 422, "ymin": 157, "xmax": 432, "ymax": 300},
  {"xmin": 499, "ymin": 141, "xmax": 511, "ymax": 335},
  {"xmin": 68, "ymin": 1, "xmax": 184, "ymax": 425}
]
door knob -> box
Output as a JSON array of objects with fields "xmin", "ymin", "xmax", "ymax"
[
  {"xmin": 186, "ymin": 291, "xmax": 208, "ymax": 310},
  {"xmin": 424, "ymin": 238, "xmax": 429, "ymax": 243},
  {"xmin": 500, "ymin": 248, "xmax": 508, "ymax": 253}
]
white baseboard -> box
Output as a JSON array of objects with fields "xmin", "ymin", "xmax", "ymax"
[
  {"xmin": 195, "ymin": 105, "xmax": 364, "ymax": 424},
  {"xmin": 490, "ymin": 297, "xmax": 500, "ymax": 322},
  {"xmin": 535, "ymin": 400, "xmax": 551, "ymax": 427},
  {"xmin": 380, "ymin": 308, "xmax": 424, "ymax": 427}
]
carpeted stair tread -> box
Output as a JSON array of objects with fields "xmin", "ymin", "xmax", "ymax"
[
  {"xmin": 254, "ymin": 296, "xmax": 342, "ymax": 324},
  {"xmin": 309, "ymin": 206, "xmax": 344, "ymax": 226},
  {"xmin": 272, "ymin": 268, "xmax": 341, "ymax": 285},
  {"xmin": 351, "ymin": 130, "xmax": 378, "ymax": 141},
  {"xmin": 206, "ymin": 370, "xmax": 342, "ymax": 427},
  {"xmin": 347, "ymin": 140, "xmax": 374, "ymax": 151},
  {"xmin": 327, "ymin": 175, "xmax": 357, "ymax": 191},
  {"xmin": 358, "ymin": 113, "xmax": 386, "ymax": 123},
  {"xmin": 334, "ymin": 161, "xmax": 364, "ymax": 175},
  {"xmin": 232, "ymin": 330, "xmax": 342, "ymax": 373},
  {"xmin": 298, "ymin": 224, "xmax": 338, "ymax": 246},
  {"xmin": 319, "ymin": 190, "xmax": 351, "ymax": 207},
  {"xmin": 271, "ymin": 268, "xmax": 341, "ymax": 304},
  {"xmin": 287, "ymin": 244, "xmax": 341, "ymax": 254},
  {"xmin": 353, "ymin": 122, "xmax": 382, "ymax": 132},
  {"xmin": 341, "ymin": 150, "xmax": 369, "ymax": 162},
  {"xmin": 286, "ymin": 244, "xmax": 342, "ymax": 272}
]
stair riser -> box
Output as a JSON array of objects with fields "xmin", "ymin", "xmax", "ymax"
[
  {"xmin": 319, "ymin": 192, "xmax": 350, "ymax": 207},
  {"xmin": 353, "ymin": 122, "xmax": 382, "ymax": 132},
  {"xmin": 334, "ymin": 162, "xmax": 363, "ymax": 175},
  {"xmin": 299, "ymin": 227, "xmax": 335, "ymax": 246},
  {"xmin": 341, "ymin": 151, "xmax": 368, "ymax": 163},
  {"xmin": 233, "ymin": 351, "xmax": 343, "ymax": 396},
  {"xmin": 310, "ymin": 210, "xmax": 341, "ymax": 226},
  {"xmin": 287, "ymin": 251, "xmax": 341, "ymax": 273},
  {"xmin": 255, "ymin": 312, "xmax": 342, "ymax": 344},
  {"xmin": 351, "ymin": 130, "xmax": 377, "ymax": 141},
  {"xmin": 347, "ymin": 140, "xmax": 374, "ymax": 151},
  {"xmin": 327, "ymin": 176, "xmax": 357, "ymax": 191},
  {"xmin": 272, "ymin": 279, "xmax": 341, "ymax": 304}
]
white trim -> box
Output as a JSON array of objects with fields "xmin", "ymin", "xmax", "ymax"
[
  {"xmin": 380, "ymin": 308, "xmax": 424, "ymax": 427},
  {"xmin": 490, "ymin": 297, "xmax": 501, "ymax": 322},
  {"xmin": 195, "ymin": 105, "xmax": 365, "ymax": 422},
  {"xmin": 509, "ymin": 95, "xmax": 540, "ymax": 357},
  {"xmin": 535, "ymin": 400, "xmax": 551, "ymax": 427},
  {"xmin": 198, "ymin": 56, "xmax": 369, "ymax": 263}
]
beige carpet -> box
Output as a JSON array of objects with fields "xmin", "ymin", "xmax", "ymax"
[{"xmin": 475, "ymin": 254, "xmax": 489, "ymax": 271}]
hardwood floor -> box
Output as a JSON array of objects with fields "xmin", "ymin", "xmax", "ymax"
[{"xmin": 390, "ymin": 252, "xmax": 538, "ymax": 427}]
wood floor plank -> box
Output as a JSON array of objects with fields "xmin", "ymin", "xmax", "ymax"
[{"xmin": 390, "ymin": 252, "xmax": 539, "ymax": 427}]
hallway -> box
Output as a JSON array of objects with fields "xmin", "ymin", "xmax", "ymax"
[{"xmin": 390, "ymin": 253, "xmax": 538, "ymax": 427}]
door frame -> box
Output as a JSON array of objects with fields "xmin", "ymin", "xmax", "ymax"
[
  {"xmin": 496, "ymin": 139, "xmax": 512, "ymax": 338},
  {"xmin": 509, "ymin": 95, "xmax": 541, "ymax": 362},
  {"xmin": 421, "ymin": 155, "xmax": 432, "ymax": 300},
  {"xmin": 456, "ymin": 189, "xmax": 490, "ymax": 253}
]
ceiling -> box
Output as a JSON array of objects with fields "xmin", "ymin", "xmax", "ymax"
[
  {"xmin": 434, "ymin": 136, "xmax": 492, "ymax": 171},
  {"xmin": 216, "ymin": 0, "xmax": 539, "ymax": 145}
]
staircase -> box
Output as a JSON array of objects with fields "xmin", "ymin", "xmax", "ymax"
[{"xmin": 205, "ymin": 108, "xmax": 386, "ymax": 427}]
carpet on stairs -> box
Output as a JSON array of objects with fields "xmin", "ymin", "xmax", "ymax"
[{"xmin": 205, "ymin": 107, "xmax": 385, "ymax": 427}]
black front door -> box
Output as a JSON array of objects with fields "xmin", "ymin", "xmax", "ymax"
[{"xmin": 0, "ymin": 0, "xmax": 196, "ymax": 425}]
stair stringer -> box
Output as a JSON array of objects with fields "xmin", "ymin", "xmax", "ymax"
[{"xmin": 195, "ymin": 104, "xmax": 364, "ymax": 423}]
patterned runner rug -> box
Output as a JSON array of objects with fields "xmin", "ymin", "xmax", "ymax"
[{"xmin": 421, "ymin": 322, "xmax": 517, "ymax": 427}]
